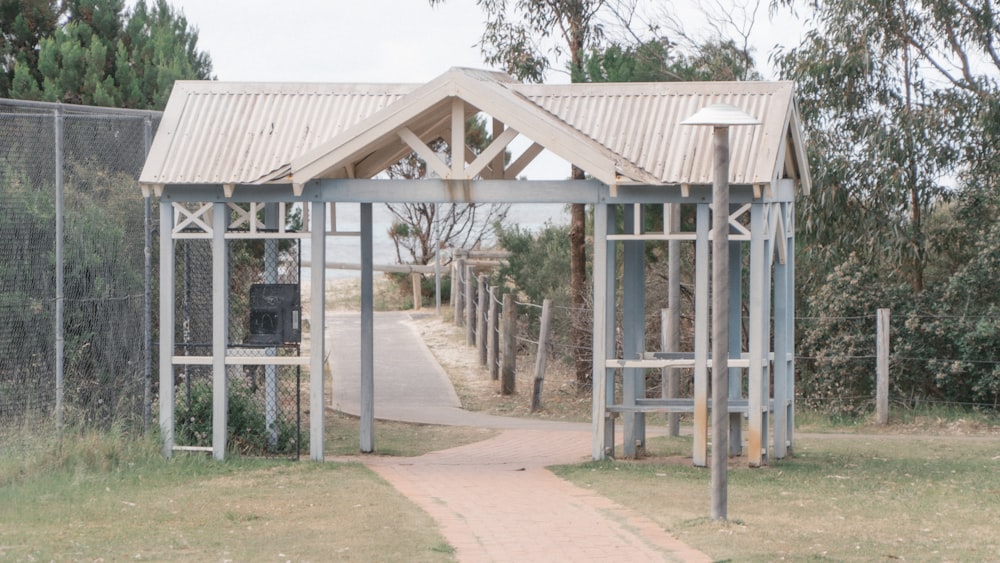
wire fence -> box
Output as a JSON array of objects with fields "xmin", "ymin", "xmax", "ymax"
[
  {"xmin": 451, "ymin": 262, "xmax": 1000, "ymax": 415},
  {"xmin": 0, "ymin": 99, "xmax": 160, "ymax": 434}
]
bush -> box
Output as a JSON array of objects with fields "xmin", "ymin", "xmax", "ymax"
[{"xmin": 175, "ymin": 378, "xmax": 301, "ymax": 457}]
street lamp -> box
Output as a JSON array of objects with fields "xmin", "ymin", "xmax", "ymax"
[{"xmin": 681, "ymin": 103, "xmax": 760, "ymax": 521}]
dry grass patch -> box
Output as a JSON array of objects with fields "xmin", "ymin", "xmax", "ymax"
[
  {"xmin": 554, "ymin": 433, "xmax": 1000, "ymax": 561},
  {"xmin": 409, "ymin": 310, "xmax": 593, "ymax": 421}
]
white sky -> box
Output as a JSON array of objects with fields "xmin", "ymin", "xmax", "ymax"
[{"xmin": 165, "ymin": 0, "xmax": 806, "ymax": 84}]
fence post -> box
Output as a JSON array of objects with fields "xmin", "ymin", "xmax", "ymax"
[
  {"xmin": 531, "ymin": 298, "xmax": 553, "ymax": 412},
  {"xmin": 477, "ymin": 274, "xmax": 488, "ymax": 365},
  {"xmin": 488, "ymin": 286, "xmax": 500, "ymax": 380},
  {"xmin": 411, "ymin": 273, "xmax": 422, "ymax": 310},
  {"xmin": 501, "ymin": 293, "xmax": 517, "ymax": 395},
  {"xmin": 143, "ymin": 116, "xmax": 153, "ymax": 433},
  {"xmin": 877, "ymin": 308, "xmax": 890, "ymax": 425},
  {"xmin": 54, "ymin": 107, "xmax": 65, "ymax": 431},
  {"xmin": 453, "ymin": 256, "xmax": 464, "ymax": 326},
  {"xmin": 465, "ymin": 265, "xmax": 476, "ymax": 345}
]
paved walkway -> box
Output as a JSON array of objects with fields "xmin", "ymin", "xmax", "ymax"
[{"xmin": 327, "ymin": 311, "xmax": 710, "ymax": 562}]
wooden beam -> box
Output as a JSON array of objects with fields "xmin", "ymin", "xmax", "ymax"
[{"xmin": 399, "ymin": 126, "xmax": 451, "ymax": 179}]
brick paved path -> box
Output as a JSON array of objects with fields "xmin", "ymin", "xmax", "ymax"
[{"xmin": 328, "ymin": 312, "xmax": 711, "ymax": 562}]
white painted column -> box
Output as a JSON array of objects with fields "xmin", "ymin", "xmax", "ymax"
[
  {"xmin": 773, "ymin": 202, "xmax": 792, "ymax": 458},
  {"xmin": 211, "ymin": 203, "xmax": 228, "ymax": 461},
  {"xmin": 747, "ymin": 202, "xmax": 772, "ymax": 467},
  {"xmin": 591, "ymin": 203, "xmax": 610, "ymax": 461},
  {"xmin": 310, "ymin": 200, "xmax": 326, "ymax": 461},
  {"xmin": 159, "ymin": 201, "xmax": 175, "ymax": 458}
]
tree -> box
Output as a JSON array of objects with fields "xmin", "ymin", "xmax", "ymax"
[
  {"xmin": 776, "ymin": 0, "xmax": 997, "ymax": 294},
  {"xmin": 385, "ymin": 116, "xmax": 510, "ymax": 265},
  {"xmin": 3, "ymin": 0, "xmax": 212, "ymax": 109},
  {"xmin": 431, "ymin": 0, "xmax": 610, "ymax": 386},
  {"xmin": 775, "ymin": 0, "xmax": 1000, "ymax": 410},
  {"xmin": 0, "ymin": 0, "xmax": 60, "ymax": 95}
]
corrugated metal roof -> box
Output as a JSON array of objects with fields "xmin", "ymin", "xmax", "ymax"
[
  {"xmin": 515, "ymin": 81, "xmax": 795, "ymax": 186},
  {"xmin": 141, "ymin": 81, "xmax": 414, "ymax": 185},
  {"xmin": 141, "ymin": 69, "xmax": 809, "ymax": 192}
]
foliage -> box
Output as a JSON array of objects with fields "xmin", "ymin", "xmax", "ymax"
[
  {"xmin": 580, "ymin": 38, "xmax": 762, "ymax": 83},
  {"xmin": 776, "ymin": 0, "xmax": 1000, "ymax": 411},
  {"xmin": 495, "ymin": 221, "xmax": 571, "ymax": 306},
  {"xmin": 175, "ymin": 378, "xmax": 302, "ymax": 456},
  {"xmin": 2, "ymin": 0, "xmax": 212, "ymax": 109}
]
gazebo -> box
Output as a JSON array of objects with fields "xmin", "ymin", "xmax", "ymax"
[{"xmin": 140, "ymin": 67, "xmax": 810, "ymax": 466}]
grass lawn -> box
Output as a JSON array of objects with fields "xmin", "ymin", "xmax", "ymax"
[
  {"xmin": 0, "ymin": 430, "xmax": 455, "ymax": 561},
  {"xmin": 553, "ymin": 433, "xmax": 1000, "ymax": 561}
]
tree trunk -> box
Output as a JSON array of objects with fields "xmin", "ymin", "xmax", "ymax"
[{"xmin": 569, "ymin": 165, "xmax": 590, "ymax": 386}]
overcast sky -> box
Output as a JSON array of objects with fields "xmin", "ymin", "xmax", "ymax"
[{"xmin": 164, "ymin": 0, "xmax": 804, "ymax": 84}]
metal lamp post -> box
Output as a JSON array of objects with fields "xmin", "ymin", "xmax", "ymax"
[{"xmin": 681, "ymin": 104, "xmax": 759, "ymax": 521}]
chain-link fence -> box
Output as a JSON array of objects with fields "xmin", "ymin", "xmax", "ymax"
[
  {"xmin": 0, "ymin": 99, "xmax": 304, "ymax": 457},
  {"xmin": 0, "ymin": 99, "xmax": 159, "ymax": 434}
]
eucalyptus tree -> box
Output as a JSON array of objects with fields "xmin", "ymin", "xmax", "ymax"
[
  {"xmin": 776, "ymin": 0, "xmax": 1000, "ymax": 409},
  {"xmin": 775, "ymin": 0, "xmax": 998, "ymax": 294},
  {"xmin": 430, "ymin": 0, "xmax": 611, "ymax": 385}
]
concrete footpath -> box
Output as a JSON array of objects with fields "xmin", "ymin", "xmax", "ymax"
[{"xmin": 327, "ymin": 311, "xmax": 710, "ymax": 562}]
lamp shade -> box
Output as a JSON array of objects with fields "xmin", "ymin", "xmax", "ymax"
[{"xmin": 681, "ymin": 103, "xmax": 760, "ymax": 126}]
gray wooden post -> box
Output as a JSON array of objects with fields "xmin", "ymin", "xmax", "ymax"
[
  {"xmin": 453, "ymin": 257, "xmax": 465, "ymax": 326},
  {"xmin": 710, "ymin": 126, "xmax": 732, "ymax": 521},
  {"xmin": 212, "ymin": 203, "xmax": 228, "ymax": 460},
  {"xmin": 477, "ymin": 274, "xmax": 488, "ymax": 365},
  {"xmin": 693, "ymin": 203, "xmax": 710, "ymax": 467},
  {"xmin": 159, "ymin": 201, "xmax": 176, "ymax": 457},
  {"xmin": 360, "ymin": 202, "xmax": 375, "ymax": 453},
  {"xmin": 54, "ymin": 108, "xmax": 64, "ymax": 431},
  {"xmin": 877, "ymin": 308, "xmax": 890, "ymax": 425},
  {"xmin": 411, "ymin": 273, "xmax": 422, "ymax": 310},
  {"xmin": 531, "ymin": 298, "xmax": 553, "ymax": 412},
  {"xmin": 591, "ymin": 203, "xmax": 613, "ymax": 460},
  {"xmin": 661, "ymin": 309, "xmax": 680, "ymax": 436},
  {"xmin": 623, "ymin": 204, "xmax": 646, "ymax": 458},
  {"xmin": 487, "ymin": 285, "xmax": 500, "ymax": 380},
  {"xmin": 729, "ymin": 238, "xmax": 743, "ymax": 456},
  {"xmin": 774, "ymin": 204, "xmax": 794, "ymax": 457},
  {"xmin": 309, "ymin": 200, "xmax": 326, "ymax": 460},
  {"xmin": 747, "ymin": 201, "xmax": 772, "ymax": 468},
  {"xmin": 665, "ymin": 203, "xmax": 681, "ymax": 437},
  {"xmin": 500, "ymin": 293, "xmax": 517, "ymax": 395},
  {"xmin": 465, "ymin": 265, "xmax": 475, "ymax": 345}
]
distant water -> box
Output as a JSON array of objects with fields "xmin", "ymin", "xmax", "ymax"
[{"xmin": 303, "ymin": 202, "xmax": 569, "ymax": 279}]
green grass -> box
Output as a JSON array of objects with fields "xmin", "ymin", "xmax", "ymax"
[
  {"xmin": 553, "ymin": 433, "xmax": 1000, "ymax": 561},
  {"xmin": 0, "ymin": 428, "xmax": 455, "ymax": 561}
]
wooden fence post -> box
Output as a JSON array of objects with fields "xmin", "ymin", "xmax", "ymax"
[
  {"xmin": 877, "ymin": 308, "xmax": 890, "ymax": 425},
  {"xmin": 477, "ymin": 274, "xmax": 488, "ymax": 365},
  {"xmin": 487, "ymin": 286, "xmax": 499, "ymax": 380},
  {"xmin": 501, "ymin": 293, "xmax": 517, "ymax": 395},
  {"xmin": 411, "ymin": 273, "xmax": 422, "ymax": 310},
  {"xmin": 453, "ymin": 257, "xmax": 465, "ymax": 326},
  {"xmin": 465, "ymin": 265, "xmax": 475, "ymax": 345},
  {"xmin": 531, "ymin": 298, "xmax": 554, "ymax": 412}
]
